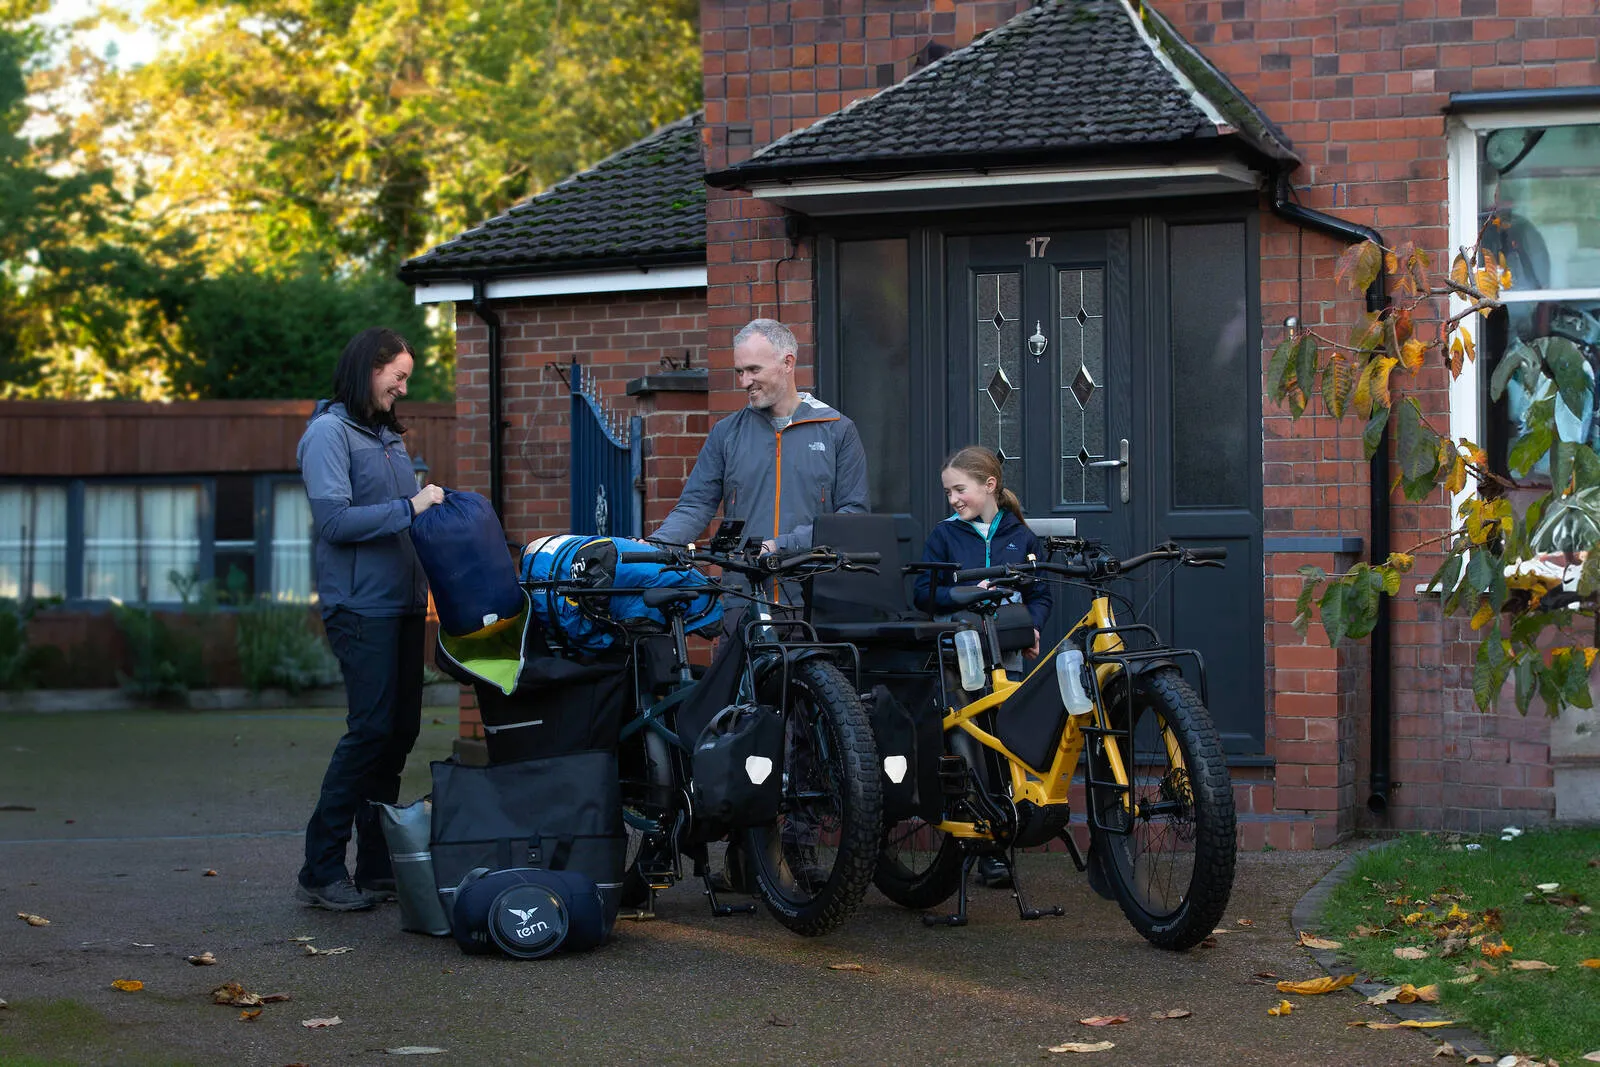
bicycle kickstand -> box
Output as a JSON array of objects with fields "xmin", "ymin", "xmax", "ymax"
[
  {"xmin": 923, "ymin": 852, "xmax": 979, "ymax": 928},
  {"xmin": 692, "ymin": 845, "xmax": 756, "ymax": 918},
  {"xmin": 1008, "ymin": 845, "xmax": 1063, "ymax": 921}
]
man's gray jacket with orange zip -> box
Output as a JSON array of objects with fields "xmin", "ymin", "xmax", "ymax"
[{"xmin": 652, "ymin": 393, "xmax": 870, "ymax": 551}]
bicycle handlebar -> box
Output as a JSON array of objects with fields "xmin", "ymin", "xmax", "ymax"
[
  {"xmin": 954, "ymin": 543, "xmax": 1226, "ymax": 585},
  {"xmin": 619, "ymin": 546, "xmax": 880, "ymax": 579}
]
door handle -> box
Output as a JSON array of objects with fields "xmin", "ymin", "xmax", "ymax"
[{"xmin": 1087, "ymin": 439, "xmax": 1131, "ymax": 503}]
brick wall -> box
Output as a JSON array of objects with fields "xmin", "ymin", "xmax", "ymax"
[
  {"xmin": 451, "ymin": 289, "xmax": 709, "ymax": 738},
  {"xmin": 1163, "ymin": 0, "xmax": 1598, "ymax": 833}
]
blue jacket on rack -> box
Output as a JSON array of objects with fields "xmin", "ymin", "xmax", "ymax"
[{"xmin": 913, "ymin": 509, "xmax": 1052, "ymax": 632}]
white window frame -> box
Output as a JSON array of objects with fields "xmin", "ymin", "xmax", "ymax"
[{"xmin": 1447, "ymin": 107, "xmax": 1600, "ymax": 506}]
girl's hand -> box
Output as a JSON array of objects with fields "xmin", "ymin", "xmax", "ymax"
[
  {"xmin": 410, "ymin": 483, "xmax": 445, "ymax": 515},
  {"xmin": 1025, "ymin": 630, "xmax": 1040, "ymax": 659},
  {"xmin": 976, "ymin": 579, "xmax": 992, "ymax": 590}
]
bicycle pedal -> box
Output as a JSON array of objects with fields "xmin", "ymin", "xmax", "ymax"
[
  {"xmin": 922, "ymin": 912, "xmax": 968, "ymax": 928},
  {"xmin": 619, "ymin": 908, "xmax": 658, "ymax": 922},
  {"xmin": 1019, "ymin": 906, "xmax": 1065, "ymax": 920}
]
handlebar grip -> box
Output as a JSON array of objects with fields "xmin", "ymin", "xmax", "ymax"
[
  {"xmin": 1186, "ymin": 547, "xmax": 1228, "ymax": 561},
  {"xmin": 840, "ymin": 552, "xmax": 881, "ymax": 565},
  {"xmin": 619, "ymin": 550, "xmax": 676, "ymax": 565},
  {"xmin": 954, "ymin": 565, "xmax": 1008, "ymax": 582}
]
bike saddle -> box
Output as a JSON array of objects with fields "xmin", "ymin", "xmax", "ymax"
[
  {"xmin": 946, "ymin": 586, "xmax": 1014, "ymax": 610},
  {"xmin": 642, "ymin": 587, "xmax": 703, "ymax": 609}
]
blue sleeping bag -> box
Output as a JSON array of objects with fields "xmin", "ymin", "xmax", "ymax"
[
  {"xmin": 521, "ymin": 534, "xmax": 722, "ymax": 653},
  {"xmin": 411, "ymin": 491, "xmax": 523, "ymax": 638}
]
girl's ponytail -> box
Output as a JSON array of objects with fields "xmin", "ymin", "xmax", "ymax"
[{"xmin": 998, "ymin": 487, "xmax": 1029, "ymax": 530}]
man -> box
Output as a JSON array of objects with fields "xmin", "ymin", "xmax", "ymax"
[
  {"xmin": 652, "ymin": 317, "xmax": 869, "ymax": 892},
  {"xmin": 653, "ymin": 318, "xmax": 869, "ymax": 554}
]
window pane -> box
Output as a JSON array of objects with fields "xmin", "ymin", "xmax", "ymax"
[
  {"xmin": 1058, "ymin": 267, "xmax": 1107, "ymax": 505},
  {"xmin": 1170, "ymin": 223, "xmax": 1250, "ymax": 507},
  {"xmin": 272, "ymin": 482, "xmax": 315, "ymax": 601},
  {"xmin": 141, "ymin": 487, "xmax": 201, "ymax": 602},
  {"xmin": 84, "ymin": 486, "xmax": 139, "ymax": 600},
  {"xmin": 0, "ymin": 486, "xmax": 68, "ymax": 599},
  {"xmin": 838, "ymin": 239, "xmax": 911, "ymax": 514},
  {"xmin": 975, "ymin": 271, "xmax": 1023, "ymax": 492},
  {"xmin": 1479, "ymin": 123, "xmax": 1600, "ymax": 291},
  {"xmin": 1488, "ymin": 299, "xmax": 1600, "ymax": 477}
]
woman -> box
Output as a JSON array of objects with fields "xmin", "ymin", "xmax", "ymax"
[{"xmin": 294, "ymin": 327, "xmax": 445, "ymax": 911}]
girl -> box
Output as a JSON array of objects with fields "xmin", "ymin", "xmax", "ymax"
[{"xmin": 914, "ymin": 445, "xmax": 1051, "ymax": 661}]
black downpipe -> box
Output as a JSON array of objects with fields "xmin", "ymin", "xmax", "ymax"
[
  {"xmin": 1269, "ymin": 172, "xmax": 1394, "ymax": 817},
  {"xmin": 470, "ymin": 279, "xmax": 505, "ymax": 521}
]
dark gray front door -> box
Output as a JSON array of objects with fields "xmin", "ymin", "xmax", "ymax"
[{"xmin": 947, "ymin": 223, "xmax": 1262, "ymax": 754}]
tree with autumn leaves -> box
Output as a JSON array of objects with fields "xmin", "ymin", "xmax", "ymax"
[{"xmin": 1273, "ymin": 231, "xmax": 1598, "ymax": 718}]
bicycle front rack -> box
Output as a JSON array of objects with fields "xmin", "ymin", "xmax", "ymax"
[{"xmin": 1077, "ymin": 624, "xmax": 1209, "ymax": 837}]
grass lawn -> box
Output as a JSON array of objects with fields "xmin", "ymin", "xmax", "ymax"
[{"xmin": 1317, "ymin": 828, "xmax": 1600, "ymax": 1064}]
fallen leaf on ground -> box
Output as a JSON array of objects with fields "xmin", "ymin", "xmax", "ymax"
[
  {"xmin": 1297, "ymin": 931, "xmax": 1342, "ymax": 950},
  {"xmin": 1582, "ymin": 1053, "xmax": 1600, "ymax": 1063},
  {"xmin": 1048, "ymin": 1041, "xmax": 1114, "ymax": 1053},
  {"xmin": 0, "ymin": 997, "xmax": 9, "ymax": 1008},
  {"xmin": 131, "ymin": 942, "xmax": 154, "ymax": 948},
  {"xmin": 1348, "ymin": 1019, "xmax": 1454, "ymax": 1030},
  {"xmin": 765, "ymin": 1015, "xmax": 794, "ymax": 1027},
  {"xmin": 1394, "ymin": 946, "xmax": 1430, "ymax": 960},
  {"xmin": 111, "ymin": 979, "xmax": 143, "ymax": 992},
  {"xmin": 1236, "ymin": 918, "xmax": 1255, "ymax": 927},
  {"xmin": 211, "ymin": 982, "xmax": 288, "ymax": 1007},
  {"xmin": 1582, "ymin": 959, "xmax": 1600, "ymax": 968},
  {"xmin": 1435, "ymin": 1044, "xmax": 1461, "ymax": 1058},
  {"xmin": 1449, "ymin": 974, "xmax": 1481, "ymax": 985},
  {"xmin": 301, "ymin": 1016, "xmax": 341, "ymax": 1029},
  {"xmin": 1464, "ymin": 1057, "xmax": 1495, "ymax": 1065},
  {"xmin": 203, "ymin": 870, "xmax": 218, "ymax": 877},
  {"xmin": 1255, "ymin": 971, "xmax": 1279, "ymax": 979},
  {"xmin": 303, "ymin": 945, "xmax": 353, "ymax": 956},
  {"xmin": 1199, "ymin": 936, "xmax": 1218, "ymax": 948},
  {"xmin": 1277, "ymin": 974, "xmax": 1356, "ymax": 995},
  {"xmin": 1078, "ymin": 1015, "xmax": 1129, "ymax": 1026},
  {"xmin": 1267, "ymin": 1000, "xmax": 1293, "ymax": 1016},
  {"xmin": 1480, "ymin": 940, "xmax": 1513, "ymax": 958},
  {"xmin": 1369, "ymin": 983, "xmax": 1440, "ymax": 1004},
  {"xmin": 16, "ymin": 913, "xmax": 49, "ymax": 926},
  {"xmin": 1150, "ymin": 1008, "xmax": 1191, "ymax": 1019},
  {"xmin": 239, "ymin": 1009, "xmax": 261, "ymax": 1021},
  {"xmin": 186, "ymin": 953, "xmax": 217, "ymax": 966},
  {"xmin": 1507, "ymin": 959, "xmax": 1557, "ymax": 971},
  {"xmin": 1354, "ymin": 924, "xmax": 1386, "ymax": 937},
  {"xmin": 383, "ymin": 1049, "xmax": 447, "ymax": 1056},
  {"xmin": 826, "ymin": 962, "xmax": 863, "ymax": 971},
  {"xmin": 288, "ymin": 936, "xmax": 315, "ymax": 943},
  {"xmin": 1535, "ymin": 882, "xmax": 1560, "ymax": 893}
]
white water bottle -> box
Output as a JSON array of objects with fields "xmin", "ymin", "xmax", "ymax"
[
  {"xmin": 1057, "ymin": 648, "xmax": 1093, "ymax": 715},
  {"xmin": 955, "ymin": 629, "xmax": 985, "ymax": 691}
]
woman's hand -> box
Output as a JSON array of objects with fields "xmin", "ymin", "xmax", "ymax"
[{"xmin": 410, "ymin": 484, "xmax": 445, "ymax": 515}]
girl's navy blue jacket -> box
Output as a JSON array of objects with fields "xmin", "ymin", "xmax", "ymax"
[{"xmin": 913, "ymin": 510, "xmax": 1052, "ymax": 631}]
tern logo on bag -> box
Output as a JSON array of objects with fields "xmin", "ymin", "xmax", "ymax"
[{"xmin": 508, "ymin": 907, "xmax": 540, "ymax": 923}]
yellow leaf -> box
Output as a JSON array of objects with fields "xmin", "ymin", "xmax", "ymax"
[
  {"xmin": 1268, "ymin": 1000, "xmax": 1294, "ymax": 1016},
  {"xmin": 1445, "ymin": 453, "xmax": 1467, "ymax": 495},
  {"xmin": 1581, "ymin": 958, "xmax": 1600, "ymax": 968},
  {"xmin": 1350, "ymin": 1020, "xmax": 1456, "ymax": 1030},
  {"xmin": 1451, "ymin": 253, "xmax": 1471, "ymax": 288},
  {"xmin": 827, "ymin": 963, "xmax": 864, "ymax": 971},
  {"xmin": 1078, "ymin": 1015, "xmax": 1130, "ymax": 1026},
  {"xmin": 1150, "ymin": 1009, "xmax": 1192, "ymax": 1019},
  {"xmin": 1508, "ymin": 959, "xmax": 1557, "ymax": 971},
  {"xmin": 1297, "ymin": 931, "xmax": 1342, "ymax": 950},
  {"xmin": 1584, "ymin": 650, "xmax": 1597, "ymax": 670},
  {"xmin": 111, "ymin": 979, "xmax": 144, "ymax": 992},
  {"xmin": 1480, "ymin": 940, "xmax": 1513, "ymax": 958},
  {"xmin": 1446, "ymin": 903, "xmax": 1470, "ymax": 921},
  {"xmin": 1475, "ymin": 266, "xmax": 1500, "ymax": 300},
  {"xmin": 1370, "ymin": 356, "xmax": 1399, "ymax": 409},
  {"xmin": 1470, "ymin": 601, "xmax": 1495, "ymax": 631},
  {"xmin": 1403, "ymin": 911, "xmax": 1427, "ymax": 925},
  {"xmin": 16, "ymin": 912, "xmax": 49, "ymax": 926},
  {"xmin": 239, "ymin": 1009, "xmax": 262, "ymax": 1021},
  {"xmin": 1385, "ymin": 251, "xmax": 1399, "ymax": 275},
  {"xmin": 1401, "ymin": 337, "xmax": 1426, "ymax": 373},
  {"xmin": 1462, "ymin": 329, "xmax": 1476, "ymax": 364},
  {"xmin": 1449, "ymin": 974, "xmax": 1481, "ymax": 985},
  {"xmin": 1276, "ymin": 974, "xmax": 1357, "ymax": 995},
  {"xmin": 1394, "ymin": 946, "xmax": 1430, "ymax": 960},
  {"xmin": 1048, "ymin": 1041, "xmax": 1115, "ymax": 1054}
]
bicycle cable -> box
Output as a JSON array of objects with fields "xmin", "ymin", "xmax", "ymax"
[{"xmin": 1135, "ymin": 560, "xmax": 1184, "ymax": 622}]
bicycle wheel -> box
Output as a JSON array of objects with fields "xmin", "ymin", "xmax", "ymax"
[
  {"xmin": 875, "ymin": 817, "xmax": 963, "ymax": 909},
  {"xmin": 1088, "ymin": 667, "xmax": 1236, "ymax": 951},
  {"xmin": 743, "ymin": 658, "xmax": 881, "ymax": 936}
]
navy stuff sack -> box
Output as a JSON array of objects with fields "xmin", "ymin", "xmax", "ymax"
[
  {"xmin": 411, "ymin": 490, "xmax": 523, "ymax": 638},
  {"xmin": 429, "ymin": 750, "xmax": 626, "ymax": 932},
  {"xmin": 689, "ymin": 702, "xmax": 783, "ymax": 828},
  {"xmin": 520, "ymin": 534, "xmax": 722, "ymax": 653},
  {"xmin": 449, "ymin": 867, "xmax": 609, "ymax": 959}
]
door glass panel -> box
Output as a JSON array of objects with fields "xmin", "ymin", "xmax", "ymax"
[
  {"xmin": 1058, "ymin": 268, "xmax": 1107, "ymax": 505},
  {"xmin": 1170, "ymin": 223, "xmax": 1249, "ymax": 507},
  {"xmin": 839, "ymin": 239, "xmax": 912, "ymax": 513},
  {"xmin": 975, "ymin": 272, "xmax": 1023, "ymax": 488}
]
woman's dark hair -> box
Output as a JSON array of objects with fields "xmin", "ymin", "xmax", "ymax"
[{"xmin": 331, "ymin": 327, "xmax": 414, "ymax": 432}]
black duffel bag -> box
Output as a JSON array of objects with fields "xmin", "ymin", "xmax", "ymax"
[
  {"xmin": 689, "ymin": 701, "xmax": 783, "ymax": 828},
  {"xmin": 429, "ymin": 750, "xmax": 626, "ymax": 931},
  {"xmin": 449, "ymin": 866, "xmax": 609, "ymax": 959}
]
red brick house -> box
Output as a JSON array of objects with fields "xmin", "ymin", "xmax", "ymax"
[{"xmin": 400, "ymin": 0, "xmax": 1600, "ymax": 844}]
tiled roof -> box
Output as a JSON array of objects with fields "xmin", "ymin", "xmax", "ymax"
[
  {"xmin": 400, "ymin": 114, "xmax": 705, "ymax": 280},
  {"xmin": 710, "ymin": 0, "xmax": 1295, "ymax": 185}
]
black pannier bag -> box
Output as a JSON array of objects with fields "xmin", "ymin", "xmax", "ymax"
[
  {"xmin": 449, "ymin": 866, "xmax": 609, "ymax": 959},
  {"xmin": 429, "ymin": 751, "xmax": 626, "ymax": 932},
  {"xmin": 689, "ymin": 701, "xmax": 783, "ymax": 827},
  {"xmin": 992, "ymin": 657, "xmax": 1071, "ymax": 774},
  {"xmin": 862, "ymin": 679, "xmax": 944, "ymax": 824},
  {"xmin": 434, "ymin": 590, "xmax": 632, "ymax": 764}
]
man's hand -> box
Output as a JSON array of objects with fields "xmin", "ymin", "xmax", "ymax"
[
  {"xmin": 411, "ymin": 484, "xmax": 445, "ymax": 515},
  {"xmin": 760, "ymin": 539, "xmax": 777, "ymax": 555},
  {"xmin": 1026, "ymin": 630, "xmax": 1040, "ymax": 659}
]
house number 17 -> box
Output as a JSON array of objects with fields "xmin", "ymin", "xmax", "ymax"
[{"xmin": 1026, "ymin": 236, "xmax": 1051, "ymax": 258}]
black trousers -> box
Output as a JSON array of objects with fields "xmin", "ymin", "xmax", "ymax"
[{"xmin": 299, "ymin": 611, "xmax": 424, "ymax": 889}]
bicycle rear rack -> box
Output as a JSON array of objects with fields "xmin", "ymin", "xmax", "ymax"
[{"xmin": 1076, "ymin": 624, "xmax": 1209, "ymax": 836}]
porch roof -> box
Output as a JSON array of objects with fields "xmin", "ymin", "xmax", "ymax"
[
  {"xmin": 707, "ymin": 0, "xmax": 1298, "ymax": 196},
  {"xmin": 398, "ymin": 114, "xmax": 705, "ymax": 284}
]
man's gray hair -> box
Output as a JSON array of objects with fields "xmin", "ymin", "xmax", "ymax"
[{"xmin": 734, "ymin": 318, "xmax": 798, "ymax": 359}]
